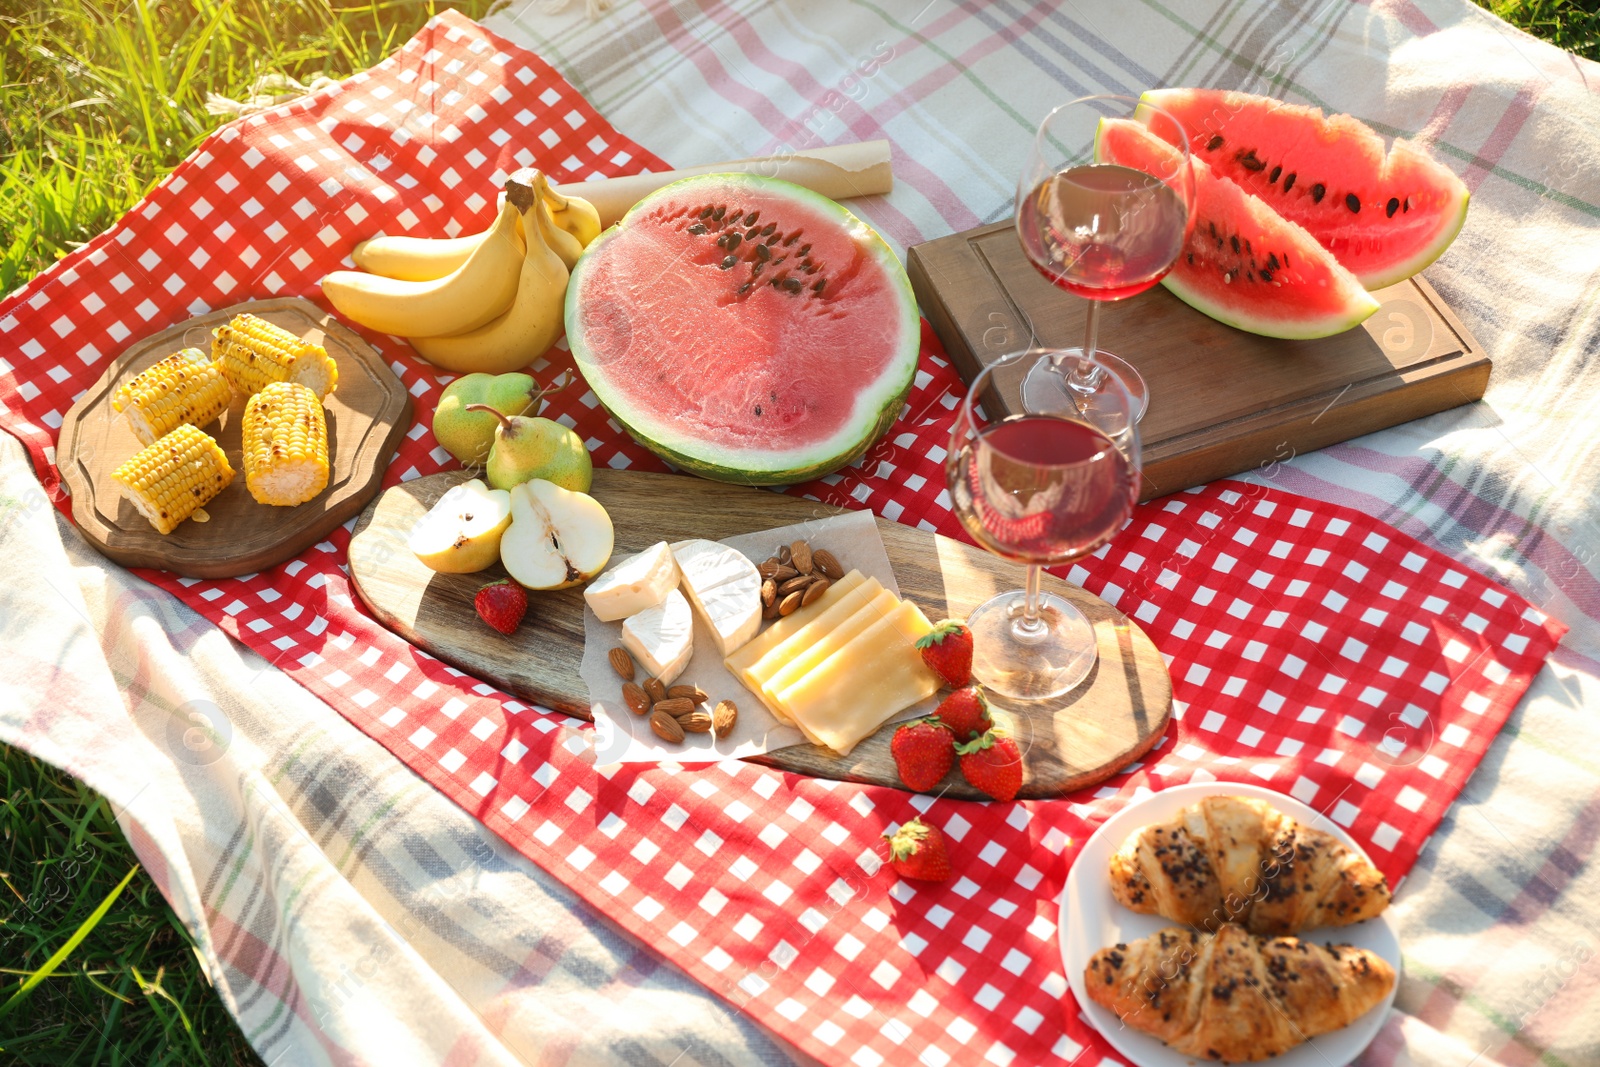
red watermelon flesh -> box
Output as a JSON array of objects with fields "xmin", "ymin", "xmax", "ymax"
[
  {"xmin": 1141, "ymin": 88, "xmax": 1469, "ymax": 290},
  {"xmin": 565, "ymin": 174, "xmax": 919, "ymax": 485},
  {"xmin": 1096, "ymin": 118, "xmax": 1378, "ymax": 339}
]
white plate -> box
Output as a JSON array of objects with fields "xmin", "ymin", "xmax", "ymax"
[{"xmin": 1060, "ymin": 782, "xmax": 1400, "ymax": 1067}]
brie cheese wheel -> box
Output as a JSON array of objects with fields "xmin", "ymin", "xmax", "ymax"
[
  {"xmin": 621, "ymin": 588, "xmax": 694, "ymax": 685},
  {"xmin": 671, "ymin": 539, "xmax": 762, "ymax": 656},
  {"xmin": 584, "ymin": 541, "xmax": 680, "ymax": 622}
]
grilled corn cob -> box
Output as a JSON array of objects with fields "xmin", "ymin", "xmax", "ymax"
[
  {"xmin": 242, "ymin": 382, "xmax": 329, "ymax": 506},
  {"xmin": 212, "ymin": 313, "xmax": 338, "ymax": 399},
  {"xmin": 112, "ymin": 424, "xmax": 234, "ymax": 535},
  {"xmin": 111, "ymin": 347, "xmax": 233, "ymax": 445}
]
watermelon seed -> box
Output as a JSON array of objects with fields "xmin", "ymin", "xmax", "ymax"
[
  {"xmin": 1269, "ymin": 165, "xmax": 1282, "ymax": 184},
  {"xmin": 1259, "ymin": 268, "xmax": 1273, "ymax": 283},
  {"xmin": 782, "ymin": 278, "xmax": 803, "ymax": 292},
  {"xmin": 1237, "ymin": 150, "xmax": 1265, "ymax": 172},
  {"xmin": 783, "ymin": 233, "xmax": 799, "ymax": 246},
  {"xmin": 712, "ymin": 205, "xmax": 726, "ymax": 220},
  {"xmin": 761, "ymin": 223, "xmax": 776, "ymax": 236},
  {"xmin": 1230, "ymin": 235, "xmax": 1241, "ymax": 254},
  {"xmin": 812, "ymin": 279, "xmax": 825, "ymax": 294},
  {"xmin": 687, "ymin": 223, "xmax": 708, "ymax": 235},
  {"xmin": 1283, "ymin": 173, "xmax": 1296, "ymax": 193},
  {"xmin": 754, "ymin": 404, "xmax": 762, "ymax": 416},
  {"xmin": 699, "ymin": 205, "xmax": 714, "ymax": 219},
  {"xmin": 1266, "ymin": 252, "xmax": 1279, "ymax": 271},
  {"xmin": 799, "ymin": 244, "xmax": 811, "ymax": 256},
  {"xmin": 726, "ymin": 232, "xmax": 743, "ymax": 251},
  {"xmin": 755, "ymin": 244, "xmax": 771, "ymax": 261},
  {"xmin": 1345, "ymin": 193, "xmax": 1361, "ymax": 213},
  {"xmin": 1224, "ymin": 271, "xmax": 1234, "ymax": 284},
  {"xmin": 765, "ymin": 233, "xmax": 780, "ymax": 245},
  {"xmin": 1186, "ymin": 252, "xmax": 1195, "ymax": 266},
  {"xmin": 1310, "ymin": 183, "xmax": 1326, "ymax": 203},
  {"xmin": 1386, "ymin": 197, "xmax": 1400, "ymax": 218},
  {"xmin": 737, "ymin": 282, "xmax": 752, "ymax": 295},
  {"xmin": 1404, "ymin": 195, "xmax": 1413, "ymax": 213},
  {"xmin": 745, "ymin": 211, "xmax": 760, "ymax": 225},
  {"xmin": 720, "ymin": 255, "xmax": 737, "ymax": 269},
  {"xmin": 753, "ymin": 261, "xmax": 766, "ymax": 276},
  {"xmin": 1207, "ymin": 134, "xmax": 1224, "ymax": 151},
  {"xmin": 727, "ymin": 211, "xmax": 743, "ymax": 226}
]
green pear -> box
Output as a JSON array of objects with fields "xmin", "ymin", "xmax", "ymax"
[
  {"xmin": 468, "ymin": 404, "xmax": 594, "ymax": 493},
  {"xmin": 432, "ymin": 372, "xmax": 543, "ymax": 466}
]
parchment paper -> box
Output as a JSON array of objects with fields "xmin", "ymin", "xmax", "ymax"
[
  {"xmin": 583, "ymin": 509, "xmax": 938, "ymax": 765},
  {"xmin": 554, "ymin": 141, "xmax": 894, "ymax": 226}
]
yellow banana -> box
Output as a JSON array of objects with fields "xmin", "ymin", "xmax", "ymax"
[
  {"xmin": 352, "ymin": 230, "xmax": 486, "ymax": 281},
  {"xmin": 321, "ymin": 198, "xmax": 524, "ymax": 338},
  {"xmin": 409, "ymin": 179, "xmax": 570, "ymax": 374},
  {"xmin": 541, "ymin": 177, "xmax": 602, "ymax": 249}
]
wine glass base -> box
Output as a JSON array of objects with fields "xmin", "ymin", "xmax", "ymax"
[
  {"xmin": 967, "ymin": 589, "xmax": 1098, "ymax": 702},
  {"xmin": 1020, "ymin": 348, "xmax": 1150, "ymax": 425}
]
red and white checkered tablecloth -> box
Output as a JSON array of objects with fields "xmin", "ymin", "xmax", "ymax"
[{"xmin": 0, "ymin": 13, "xmax": 1565, "ymax": 1065}]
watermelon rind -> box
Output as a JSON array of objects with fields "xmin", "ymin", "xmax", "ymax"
[
  {"xmin": 1138, "ymin": 88, "xmax": 1469, "ymax": 290},
  {"xmin": 566, "ymin": 174, "xmax": 920, "ymax": 486}
]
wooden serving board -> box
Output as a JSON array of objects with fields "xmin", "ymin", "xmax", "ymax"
[
  {"xmin": 58, "ymin": 298, "xmax": 413, "ymax": 579},
  {"xmin": 349, "ymin": 470, "xmax": 1173, "ymax": 799},
  {"xmin": 907, "ymin": 221, "xmax": 1489, "ymax": 501}
]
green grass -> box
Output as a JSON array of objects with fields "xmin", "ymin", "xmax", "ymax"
[{"xmin": 0, "ymin": 0, "xmax": 1591, "ymax": 1062}]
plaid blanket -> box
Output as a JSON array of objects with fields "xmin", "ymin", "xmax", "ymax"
[{"xmin": 0, "ymin": 0, "xmax": 1595, "ymax": 1064}]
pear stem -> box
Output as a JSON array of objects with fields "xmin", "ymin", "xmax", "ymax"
[{"xmin": 463, "ymin": 404, "xmax": 513, "ymax": 433}]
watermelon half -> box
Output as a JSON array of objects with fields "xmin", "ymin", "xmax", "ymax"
[
  {"xmin": 1140, "ymin": 88, "xmax": 1469, "ymax": 290},
  {"xmin": 1096, "ymin": 118, "xmax": 1379, "ymax": 339},
  {"xmin": 565, "ymin": 175, "xmax": 919, "ymax": 486}
]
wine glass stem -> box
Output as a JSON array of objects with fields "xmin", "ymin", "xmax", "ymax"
[
  {"xmin": 1017, "ymin": 563, "xmax": 1046, "ymax": 639},
  {"xmin": 1069, "ymin": 300, "xmax": 1103, "ymax": 393}
]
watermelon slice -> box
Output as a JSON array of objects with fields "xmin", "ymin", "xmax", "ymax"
[
  {"xmin": 1140, "ymin": 88, "xmax": 1469, "ymax": 289},
  {"xmin": 566, "ymin": 175, "xmax": 919, "ymax": 486},
  {"xmin": 1096, "ymin": 118, "xmax": 1379, "ymax": 339}
]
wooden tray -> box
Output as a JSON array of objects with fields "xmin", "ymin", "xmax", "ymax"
[
  {"xmin": 349, "ymin": 470, "xmax": 1173, "ymax": 800},
  {"xmin": 907, "ymin": 221, "xmax": 1489, "ymax": 501},
  {"xmin": 57, "ymin": 298, "xmax": 413, "ymax": 579}
]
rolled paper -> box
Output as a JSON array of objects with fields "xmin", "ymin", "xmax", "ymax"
[{"xmin": 554, "ymin": 140, "xmax": 894, "ymax": 226}]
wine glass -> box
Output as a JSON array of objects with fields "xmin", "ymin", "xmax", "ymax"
[
  {"xmin": 946, "ymin": 348, "xmax": 1141, "ymax": 701},
  {"xmin": 1015, "ymin": 94, "xmax": 1195, "ymax": 426}
]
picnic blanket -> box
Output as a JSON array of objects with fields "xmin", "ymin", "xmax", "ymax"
[{"xmin": 1, "ymin": 0, "xmax": 1597, "ymax": 1064}]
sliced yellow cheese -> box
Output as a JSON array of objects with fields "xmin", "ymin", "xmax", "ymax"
[
  {"xmin": 725, "ymin": 569, "xmax": 867, "ymax": 677},
  {"xmin": 743, "ymin": 578, "xmax": 884, "ymax": 691},
  {"xmin": 762, "ymin": 588, "xmax": 899, "ymax": 708},
  {"xmin": 778, "ymin": 599, "xmax": 942, "ymax": 756}
]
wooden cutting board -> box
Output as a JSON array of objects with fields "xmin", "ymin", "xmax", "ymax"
[
  {"xmin": 348, "ymin": 470, "xmax": 1173, "ymax": 799},
  {"xmin": 907, "ymin": 222, "xmax": 1489, "ymax": 501},
  {"xmin": 57, "ymin": 298, "xmax": 413, "ymax": 579}
]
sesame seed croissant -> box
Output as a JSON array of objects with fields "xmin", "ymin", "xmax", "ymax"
[{"xmin": 1109, "ymin": 795, "xmax": 1390, "ymax": 935}]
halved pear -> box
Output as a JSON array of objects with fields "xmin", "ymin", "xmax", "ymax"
[
  {"xmin": 500, "ymin": 479, "xmax": 613, "ymax": 590},
  {"xmin": 407, "ymin": 478, "xmax": 513, "ymax": 574}
]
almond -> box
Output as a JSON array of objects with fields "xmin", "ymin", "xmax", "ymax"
[
  {"xmin": 763, "ymin": 600, "xmax": 782, "ymax": 620},
  {"xmin": 645, "ymin": 677, "xmax": 667, "ymax": 704},
  {"xmin": 778, "ymin": 574, "xmax": 813, "ymax": 596},
  {"xmin": 679, "ymin": 710, "xmax": 714, "ymax": 733},
  {"xmin": 622, "ymin": 681, "xmax": 651, "ymax": 716},
  {"xmin": 771, "ymin": 564, "xmax": 799, "ymax": 583},
  {"xmin": 608, "ymin": 647, "xmax": 635, "ymax": 681},
  {"xmin": 649, "ymin": 709, "xmax": 685, "ymax": 743},
  {"xmin": 654, "ymin": 697, "xmax": 696, "ymax": 718},
  {"xmin": 758, "ymin": 560, "xmax": 781, "ymax": 580},
  {"xmin": 801, "ymin": 577, "xmax": 831, "ymax": 606},
  {"xmin": 812, "ymin": 548, "xmax": 844, "ymax": 580},
  {"xmin": 791, "ymin": 540, "xmax": 814, "ymax": 574},
  {"xmin": 777, "ymin": 543, "xmax": 792, "ymax": 566},
  {"xmin": 779, "ymin": 590, "xmax": 803, "ymax": 616},
  {"xmin": 667, "ymin": 684, "xmax": 708, "ymax": 704},
  {"xmin": 713, "ymin": 699, "xmax": 738, "ymax": 738},
  {"xmin": 761, "ymin": 578, "xmax": 777, "ymax": 607}
]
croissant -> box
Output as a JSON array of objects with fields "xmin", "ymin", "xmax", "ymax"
[
  {"xmin": 1109, "ymin": 795, "xmax": 1389, "ymax": 935},
  {"xmin": 1084, "ymin": 924, "xmax": 1395, "ymax": 1061}
]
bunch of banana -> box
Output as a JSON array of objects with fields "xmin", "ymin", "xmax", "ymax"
[{"xmin": 320, "ymin": 171, "xmax": 601, "ymax": 374}]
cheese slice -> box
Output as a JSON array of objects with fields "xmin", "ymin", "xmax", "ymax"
[
  {"xmin": 763, "ymin": 588, "xmax": 899, "ymax": 714},
  {"xmin": 742, "ymin": 578, "xmax": 885, "ymax": 691},
  {"xmin": 725, "ymin": 570, "xmax": 867, "ymax": 678},
  {"xmin": 583, "ymin": 541, "xmax": 679, "ymax": 622},
  {"xmin": 671, "ymin": 539, "xmax": 763, "ymax": 656},
  {"xmin": 778, "ymin": 599, "xmax": 941, "ymax": 756},
  {"xmin": 621, "ymin": 588, "xmax": 693, "ymax": 685}
]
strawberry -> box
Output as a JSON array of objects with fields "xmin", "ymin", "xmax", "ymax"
[
  {"xmin": 890, "ymin": 718, "xmax": 955, "ymax": 791},
  {"xmin": 955, "ymin": 728, "xmax": 1023, "ymax": 802},
  {"xmin": 933, "ymin": 685, "xmax": 991, "ymax": 742},
  {"xmin": 883, "ymin": 817, "xmax": 951, "ymax": 882},
  {"xmin": 474, "ymin": 579, "xmax": 527, "ymax": 635},
  {"xmin": 916, "ymin": 619, "xmax": 974, "ymax": 688}
]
